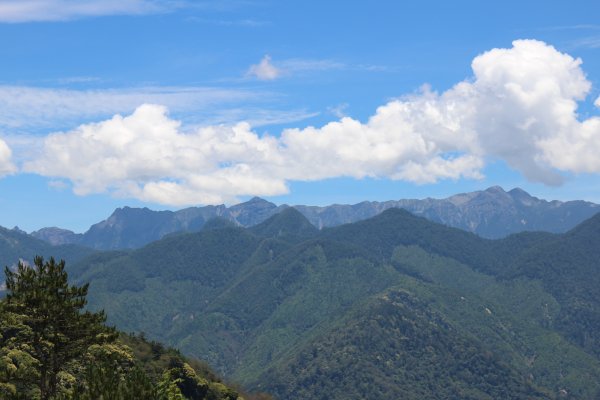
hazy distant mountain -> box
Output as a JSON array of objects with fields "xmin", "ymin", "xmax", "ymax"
[
  {"xmin": 297, "ymin": 186, "xmax": 600, "ymax": 238},
  {"xmin": 31, "ymin": 187, "xmax": 599, "ymax": 250},
  {"xmin": 31, "ymin": 227, "xmax": 83, "ymax": 246}
]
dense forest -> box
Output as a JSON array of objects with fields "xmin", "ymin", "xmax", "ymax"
[{"xmin": 0, "ymin": 256, "xmax": 268, "ymax": 400}]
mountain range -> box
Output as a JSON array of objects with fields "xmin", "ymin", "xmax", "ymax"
[
  {"xmin": 31, "ymin": 186, "xmax": 600, "ymax": 250},
  {"xmin": 19, "ymin": 206, "xmax": 596, "ymax": 399},
  {"xmin": 4, "ymin": 187, "xmax": 600, "ymax": 398}
]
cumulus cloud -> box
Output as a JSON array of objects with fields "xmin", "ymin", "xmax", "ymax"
[
  {"xmin": 22, "ymin": 40, "xmax": 600, "ymax": 205},
  {"xmin": 23, "ymin": 102, "xmax": 482, "ymax": 205},
  {"xmin": 0, "ymin": 0, "xmax": 176, "ymax": 23},
  {"xmin": 24, "ymin": 105, "xmax": 287, "ymax": 205}
]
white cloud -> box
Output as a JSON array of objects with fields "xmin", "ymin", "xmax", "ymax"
[
  {"xmin": 246, "ymin": 55, "xmax": 344, "ymax": 81},
  {"xmin": 464, "ymin": 39, "xmax": 593, "ymax": 184},
  {"xmin": 23, "ymin": 102, "xmax": 483, "ymax": 206},
  {"xmin": 0, "ymin": 0, "xmax": 177, "ymax": 23},
  {"xmin": 569, "ymin": 36, "xmax": 600, "ymax": 49},
  {"xmin": 247, "ymin": 55, "xmax": 281, "ymax": 81},
  {"xmin": 20, "ymin": 40, "xmax": 600, "ymax": 205},
  {"xmin": 0, "ymin": 138, "xmax": 16, "ymax": 176},
  {"xmin": 23, "ymin": 104, "xmax": 287, "ymax": 205}
]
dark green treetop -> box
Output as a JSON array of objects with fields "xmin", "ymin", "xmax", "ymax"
[{"xmin": 1, "ymin": 256, "xmax": 116, "ymax": 399}]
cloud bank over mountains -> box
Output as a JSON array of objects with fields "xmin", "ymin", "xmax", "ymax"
[{"xmin": 4, "ymin": 39, "xmax": 600, "ymax": 205}]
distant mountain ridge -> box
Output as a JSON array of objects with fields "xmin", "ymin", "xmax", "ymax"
[{"xmin": 31, "ymin": 186, "xmax": 599, "ymax": 249}]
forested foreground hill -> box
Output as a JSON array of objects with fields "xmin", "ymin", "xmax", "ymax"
[
  {"xmin": 0, "ymin": 257, "xmax": 268, "ymax": 400},
  {"xmin": 43, "ymin": 207, "xmax": 600, "ymax": 399}
]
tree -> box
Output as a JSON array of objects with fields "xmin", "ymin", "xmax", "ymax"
[{"xmin": 1, "ymin": 256, "xmax": 116, "ymax": 399}]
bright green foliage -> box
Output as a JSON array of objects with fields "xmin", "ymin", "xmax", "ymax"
[
  {"xmin": 2, "ymin": 256, "xmax": 115, "ymax": 399},
  {"xmin": 0, "ymin": 306, "xmax": 40, "ymax": 399}
]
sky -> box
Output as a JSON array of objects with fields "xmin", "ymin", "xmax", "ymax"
[{"xmin": 1, "ymin": 0, "xmax": 600, "ymax": 232}]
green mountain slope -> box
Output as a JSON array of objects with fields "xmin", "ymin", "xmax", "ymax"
[
  {"xmin": 501, "ymin": 213, "xmax": 600, "ymax": 359},
  {"xmin": 257, "ymin": 288, "xmax": 551, "ymax": 400},
  {"xmin": 53, "ymin": 210, "xmax": 600, "ymax": 398}
]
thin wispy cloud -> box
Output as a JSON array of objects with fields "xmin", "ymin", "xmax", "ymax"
[
  {"xmin": 0, "ymin": 0, "xmax": 182, "ymax": 23},
  {"xmin": 280, "ymin": 59, "xmax": 345, "ymax": 73},
  {"xmin": 569, "ymin": 36, "xmax": 600, "ymax": 49},
  {"xmin": 186, "ymin": 17, "xmax": 267, "ymax": 27},
  {"xmin": 0, "ymin": 0, "xmax": 264, "ymax": 23},
  {"xmin": 328, "ymin": 103, "xmax": 349, "ymax": 118},
  {"xmin": 0, "ymin": 85, "xmax": 267, "ymax": 129},
  {"xmin": 540, "ymin": 24, "xmax": 600, "ymax": 31}
]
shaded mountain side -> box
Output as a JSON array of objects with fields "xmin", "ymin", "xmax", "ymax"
[
  {"xmin": 499, "ymin": 212, "xmax": 600, "ymax": 358},
  {"xmin": 30, "ymin": 186, "xmax": 599, "ymax": 250},
  {"xmin": 256, "ymin": 289, "xmax": 552, "ymax": 400}
]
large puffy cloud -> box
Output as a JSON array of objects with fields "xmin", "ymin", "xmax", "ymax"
[
  {"xmin": 23, "ymin": 40, "xmax": 600, "ymax": 205},
  {"xmin": 466, "ymin": 39, "xmax": 592, "ymax": 184},
  {"xmin": 24, "ymin": 102, "xmax": 483, "ymax": 205}
]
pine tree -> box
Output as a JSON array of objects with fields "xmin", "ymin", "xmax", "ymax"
[{"xmin": 2, "ymin": 256, "xmax": 116, "ymax": 399}]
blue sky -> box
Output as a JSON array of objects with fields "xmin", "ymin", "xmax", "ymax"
[{"xmin": 1, "ymin": 0, "xmax": 600, "ymax": 232}]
